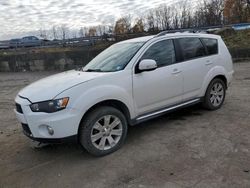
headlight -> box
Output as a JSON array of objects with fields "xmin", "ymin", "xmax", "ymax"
[{"xmin": 30, "ymin": 97, "xmax": 69, "ymax": 113}]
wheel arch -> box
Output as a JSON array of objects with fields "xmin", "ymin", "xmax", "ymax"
[
  {"xmin": 201, "ymin": 74, "xmax": 228, "ymax": 97},
  {"xmin": 212, "ymin": 75, "xmax": 227, "ymax": 89},
  {"xmin": 77, "ymin": 99, "xmax": 132, "ymax": 136},
  {"xmin": 200, "ymin": 66, "xmax": 229, "ymax": 97}
]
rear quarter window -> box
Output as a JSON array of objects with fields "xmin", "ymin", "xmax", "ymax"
[{"xmin": 201, "ymin": 38, "xmax": 218, "ymax": 55}]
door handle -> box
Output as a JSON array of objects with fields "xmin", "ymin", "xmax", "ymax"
[
  {"xmin": 172, "ymin": 68, "xmax": 182, "ymax": 74},
  {"xmin": 205, "ymin": 60, "xmax": 213, "ymax": 66}
]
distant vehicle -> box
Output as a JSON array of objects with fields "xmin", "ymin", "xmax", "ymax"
[
  {"xmin": 232, "ymin": 23, "xmax": 250, "ymax": 30},
  {"xmin": 20, "ymin": 36, "xmax": 42, "ymax": 47},
  {"xmin": 9, "ymin": 39, "xmax": 21, "ymax": 48},
  {"xmin": 15, "ymin": 33, "xmax": 234, "ymax": 156},
  {"xmin": 0, "ymin": 41, "xmax": 10, "ymax": 49}
]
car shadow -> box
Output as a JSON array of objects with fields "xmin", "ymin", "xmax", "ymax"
[
  {"xmin": 32, "ymin": 104, "xmax": 205, "ymax": 158},
  {"xmin": 126, "ymin": 104, "xmax": 204, "ymax": 143}
]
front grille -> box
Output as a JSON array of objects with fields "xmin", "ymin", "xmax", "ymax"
[
  {"xmin": 21, "ymin": 123, "xmax": 32, "ymax": 136},
  {"xmin": 16, "ymin": 103, "xmax": 23, "ymax": 114}
]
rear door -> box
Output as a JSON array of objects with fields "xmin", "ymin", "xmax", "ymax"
[{"xmin": 175, "ymin": 37, "xmax": 210, "ymax": 101}]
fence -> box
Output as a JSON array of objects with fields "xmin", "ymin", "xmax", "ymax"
[{"xmin": 229, "ymin": 48, "xmax": 250, "ymax": 62}]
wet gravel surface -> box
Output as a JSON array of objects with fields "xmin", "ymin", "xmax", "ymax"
[{"xmin": 0, "ymin": 63, "xmax": 250, "ymax": 188}]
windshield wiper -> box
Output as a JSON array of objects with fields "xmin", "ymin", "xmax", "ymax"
[{"xmin": 85, "ymin": 68, "xmax": 103, "ymax": 72}]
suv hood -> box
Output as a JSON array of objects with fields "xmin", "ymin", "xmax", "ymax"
[{"xmin": 19, "ymin": 70, "xmax": 107, "ymax": 103}]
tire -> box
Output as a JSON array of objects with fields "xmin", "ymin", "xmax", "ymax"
[
  {"xmin": 79, "ymin": 106, "xmax": 128, "ymax": 156},
  {"xmin": 202, "ymin": 78, "xmax": 226, "ymax": 110}
]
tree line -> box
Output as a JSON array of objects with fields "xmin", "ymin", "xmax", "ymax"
[
  {"xmin": 40, "ymin": 0, "xmax": 250, "ymax": 40},
  {"xmin": 114, "ymin": 0, "xmax": 250, "ymax": 34}
]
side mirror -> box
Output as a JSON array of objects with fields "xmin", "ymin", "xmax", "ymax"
[{"xmin": 138, "ymin": 59, "xmax": 157, "ymax": 73}]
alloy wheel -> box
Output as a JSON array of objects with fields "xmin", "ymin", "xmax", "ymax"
[
  {"xmin": 91, "ymin": 115, "xmax": 123, "ymax": 150},
  {"xmin": 209, "ymin": 82, "xmax": 224, "ymax": 107}
]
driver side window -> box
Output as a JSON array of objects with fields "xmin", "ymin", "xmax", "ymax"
[{"xmin": 141, "ymin": 40, "xmax": 176, "ymax": 67}]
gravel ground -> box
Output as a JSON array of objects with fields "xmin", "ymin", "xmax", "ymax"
[{"xmin": 0, "ymin": 62, "xmax": 250, "ymax": 188}]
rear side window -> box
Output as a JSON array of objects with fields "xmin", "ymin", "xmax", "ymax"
[
  {"xmin": 177, "ymin": 38, "xmax": 206, "ymax": 61},
  {"xmin": 141, "ymin": 40, "xmax": 176, "ymax": 67},
  {"xmin": 201, "ymin": 38, "xmax": 218, "ymax": 55}
]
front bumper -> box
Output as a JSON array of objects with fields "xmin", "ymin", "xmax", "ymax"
[
  {"xmin": 14, "ymin": 95, "xmax": 81, "ymax": 142},
  {"xmin": 25, "ymin": 132, "xmax": 77, "ymax": 143}
]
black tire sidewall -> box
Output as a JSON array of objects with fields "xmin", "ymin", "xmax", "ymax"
[
  {"xmin": 203, "ymin": 78, "xmax": 226, "ymax": 110},
  {"xmin": 79, "ymin": 106, "xmax": 128, "ymax": 156}
]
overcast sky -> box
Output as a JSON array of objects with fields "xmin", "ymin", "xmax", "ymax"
[{"xmin": 0, "ymin": 0, "xmax": 184, "ymax": 40}]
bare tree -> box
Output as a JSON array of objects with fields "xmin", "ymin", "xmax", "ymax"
[
  {"xmin": 187, "ymin": 11, "xmax": 194, "ymax": 28},
  {"xmin": 79, "ymin": 27, "xmax": 85, "ymax": 38},
  {"xmin": 155, "ymin": 8, "xmax": 162, "ymax": 30},
  {"xmin": 224, "ymin": 0, "xmax": 250, "ymax": 23},
  {"xmin": 84, "ymin": 27, "xmax": 89, "ymax": 37},
  {"xmin": 97, "ymin": 25, "xmax": 106, "ymax": 36},
  {"xmin": 72, "ymin": 30, "xmax": 78, "ymax": 38},
  {"xmin": 88, "ymin": 26, "xmax": 97, "ymax": 36},
  {"xmin": 204, "ymin": 0, "xmax": 224, "ymax": 26},
  {"xmin": 61, "ymin": 25, "xmax": 68, "ymax": 41},
  {"xmin": 172, "ymin": 5, "xmax": 180, "ymax": 29},
  {"xmin": 161, "ymin": 5, "xmax": 172, "ymax": 30},
  {"xmin": 108, "ymin": 25, "xmax": 114, "ymax": 34},
  {"xmin": 52, "ymin": 26, "xmax": 58, "ymax": 40},
  {"xmin": 179, "ymin": 1, "xmax": 188, "ymax": 28},
  {"xmin": 132, "ymin": 18, "xmax": 144, "ymax": 33},
  {"xmin": 193, "ymin": 1, "xmax": 207, "ymax": 27},
  {"xmin": 49, "ymin": 0, "xmax": 250, "ymax": 42},
  {"xmin": 146, "ymin": 10, "xmax": 157, "ymax": 32},
  {"xmin": 114, "ymin": 16, "xmax": 132, "ymax": 34},
  {"xmin": 39, "ymin": 28, "xmax": 47, "ymax": 40},
  {"xmin": 124, "ymin": 15, "xmax": 133, "ymax": 33}
]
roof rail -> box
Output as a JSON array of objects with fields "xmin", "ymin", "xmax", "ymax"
[{"xmin": 154, "ymin": 29, "xmax": 207, "ymax": 38}]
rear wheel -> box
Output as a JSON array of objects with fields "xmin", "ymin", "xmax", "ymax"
[
  {"xmin": 79, "ymin": 106, "xmax": 127, "ymax": 156},
  {"xmin": 203, "ymin": 78, "xmax": 226, "ymax": 110}
]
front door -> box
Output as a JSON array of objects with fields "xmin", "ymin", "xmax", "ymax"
[{"xmin": 133, "ymin": 39, "xmax": 183, "ymax": 116}]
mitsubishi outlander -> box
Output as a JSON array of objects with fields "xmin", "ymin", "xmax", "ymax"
[{"xmin": 14, "ymin": 32, "xmax": 234, "ymax": 156}]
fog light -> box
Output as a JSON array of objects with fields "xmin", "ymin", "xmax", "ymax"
[{"xmin": 47, "ymin": 126, "xmax": 54, "ymax": 135}]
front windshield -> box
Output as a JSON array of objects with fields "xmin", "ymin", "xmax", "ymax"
[{"xmin": 83, "ymin": 42, "xmax": 144, "ymax": 72}]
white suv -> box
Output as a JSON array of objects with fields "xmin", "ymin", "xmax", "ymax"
[{"xmin": 15, "ymin": 33, "xmax": 234, "ymax": 156}]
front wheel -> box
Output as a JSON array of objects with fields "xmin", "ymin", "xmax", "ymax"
[
  {"xmin": 202, "ymin": 78, "xmax": 226, "ymax": 110},
  {"xmin": 79, "ymin": 106, "xmax": 128, "ymax": 156}
]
